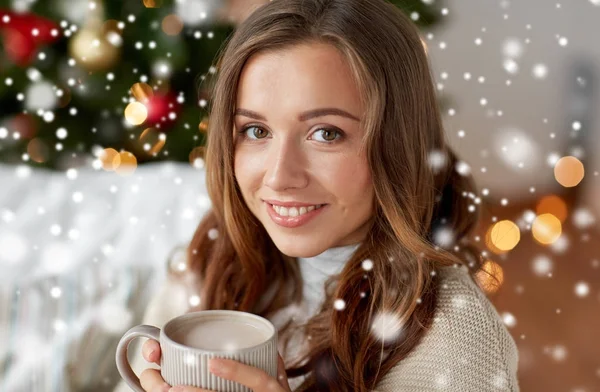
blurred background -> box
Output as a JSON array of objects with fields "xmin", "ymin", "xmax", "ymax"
[{"xmin": 0, "ymin": 0, "xmax": 598, "ymax": 391}]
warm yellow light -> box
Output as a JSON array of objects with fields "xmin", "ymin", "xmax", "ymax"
[
  {"xmin": 489, "ymin": 220, "xmax": 521, "ymax": 252},
  {"xmin": 143, "ymin": 0, "xmax": 163, "ymax": 7},
  {"xmin": 536, "ymin": 195, "xmax": 568, "ymax": 223},
  {"xmin": 130, "ymin": 82, "xmax": 154, "ymax": 104},
  {"xmin": 189, "ymin": 146, "xmax": 206, "ymax": 168},
  {"xmin": 99, "ymin": 148, "xmax": 120, "ymax": 171},
  {"xmin": 554, "ymin": 156, "xmax": 584, "ymax": 187},
  {"xmin": 114, "ymin": 151, "xmax": 138, "ymax": 176},
  {"xmin": 139, "ymin": 128, "xmax": 166, "ymax": 155},
  {"xmin": 475, "ymin": 260, "xmax": 504, "ymax": 294},
  {"xmin": 198, "ymin": 116, "xmax": 209, "ymax": 133},
  {"xmin": 532, "ymin": 213, "xmax": 562, "ymax": 245},
  {"xmin": 124, "ymin": 102, "xmax": 148, "ymax": 125}
]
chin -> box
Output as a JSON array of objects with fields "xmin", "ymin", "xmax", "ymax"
[{"xmin": 269, "ymin": 235, "xmax": 328, "ymax": 258}]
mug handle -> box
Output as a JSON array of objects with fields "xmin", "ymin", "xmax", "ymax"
[{"xmin": 115, "ymin": 325, "xmax": 161, "ymax": 392}]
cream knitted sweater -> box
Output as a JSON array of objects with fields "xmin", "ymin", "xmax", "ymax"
[{"xmin": 114, "ymin": 244, "xmax": 519, "ymax": 391}]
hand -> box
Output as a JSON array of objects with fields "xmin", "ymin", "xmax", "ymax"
[
  {"xmin": 139, "ymin": 338, "xmax": 292, "ymax": 392},
  {"xmin": 139, "ymin": 338, "xmax": 171, "ymax": 392}
]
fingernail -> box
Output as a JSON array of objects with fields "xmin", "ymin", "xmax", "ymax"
[
  {"xmin": 157, "ymin": 383, "xmax": 171, "ymax": 392},
  {"xmin": 168, "ymin": 387, "xmax": 184, "ymax": 392},
  {"xmin": 147, "ymin": 349, "xmax": 155, "ymax": 360}
]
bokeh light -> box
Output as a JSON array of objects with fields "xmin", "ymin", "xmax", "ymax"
[
  {"xmin": 99, "ymin": 148, "xmax": 120, "ymax": 171},
  {"xmin": 162, "ymin": 14, "xmax": 184, "ymax": 36},
  {"xmin": 131, "ymin": 82, "xmax": 154, "ymax": 104},
  {"xmin": 475, "ymin": 260, "xmax": 504, "ymax": 294},
  {"xmin": 124, "ymin": 102, "xmax": 148, "ymax": 125},
  {"xmin": 198, "ymin": 116, "xmax": 209, "ymax": 133},
  {"xmin": 536, "ymin": 195, "xmax": 568, "ymax": 223},
  {"xmin": 486, "ymin": 220, "xmax": 520, "ymax": 253},
  {"xmin": 139, "ymin": 128, "xmax": 166, "ymax": 155},
  {"xmin": 532, "ymin": 213, "xmax": 562, "ymax": 245},
  {"xmin": 114, "ymin": 151, "xmax": 138, "ymax": 176},
  {"xmin": 143, "ymin": 0, "xmax": 163, "ymax": 7},
  {"xmin": 554, "ymin": 156, "xmax": 584, "ymax": 187},
  {"xmin": 27, "ymin": 138, "xmax": 50, "ymax": 163}
]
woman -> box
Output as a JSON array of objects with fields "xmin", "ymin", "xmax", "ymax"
[{"xmin": 115, "ymin": 0, "xmax": 519, "ymax": 391}]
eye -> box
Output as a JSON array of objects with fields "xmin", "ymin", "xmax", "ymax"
[
  {"xmin": 239, "ymin": 125, "xmax": 269, "ymax": 140},
  {"xmin": 311, "ymin": 128, "xmax": 342, "ymax": 143},
  {"xmin": 237, "ymin": 125, "xmax": 343, "ymax": 144}
]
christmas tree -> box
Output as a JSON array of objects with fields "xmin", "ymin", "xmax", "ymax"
[{"xmin": 0, "ymin": 0, "xmax": 441, "ymax": 172}]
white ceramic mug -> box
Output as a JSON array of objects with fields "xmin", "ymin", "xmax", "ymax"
[{"xmin": 115, "ymin": 310, "xmax": 278, "ymax": 392}]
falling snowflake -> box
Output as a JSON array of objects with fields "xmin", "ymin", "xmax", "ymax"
[
  {"xmin": 549, "ymin": 344, "xmax": 568, "ymax": 361},
  {"xmin": 432, "ymin": 226, "xmax": 455, "ymax": 249},
  {"xmin": 208, "ymin": 228, "xmax": 219, "ymax": 240},
  {"xmin": 362, "ymin": 259, "xmax": 374, "ymax": 271},
  {"xmin": 427, "ymin": 149, "xmax": 448, "ymax": 174},
  {"xmin": 574, "ymin": 282, "xmax": 589, "ymax": 298},
  {"xmin": 370, "ymin": 311, "xmax": 404, "ymax": 343},
  {"xmin": 549, "ymin": 234, "xmax": 569, "ymax": 254},
  {"xmin": 503, "ymin": 37, "xmax": 524, "ymax": 58},
  {"xmin": 184, "ymin": 353, "xmax": 198, "ymax": 366},
  {"xmin": 532, "ymin": 255, "xmax": 553, "ymax": 277},
  {"xmin": 189, "ymin": 295, "xmax": 201, "ymax": 307},
  {"xmin": 501, "ymin": 312, "xmax": 517, "ymax": 328},
  {"xmin": 333, "ymin": 299, "xmax": 346, "ymax": 311},
  {"xmin": 455, "ymin": 161, "xmax": 471, "ymax": 176},
  {"xmin": 532, "ymin": 63, "xmax": 548, "ymax": 79},
  {"xmin": 572, "ymin": 208, "xmax": 596, "ymax": 229}
]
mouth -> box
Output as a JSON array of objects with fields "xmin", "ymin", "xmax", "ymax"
[{"xmin": 264, "ymin": 201, "xmax": 328, "ymax": 228}]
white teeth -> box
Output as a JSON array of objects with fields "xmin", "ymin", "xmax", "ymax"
[{"xmin": 272, "ymin": 204, "xmax": 323, "ymax": 217}]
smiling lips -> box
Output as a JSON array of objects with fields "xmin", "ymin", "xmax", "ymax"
[{"xmin": 264, "ymin": 201, "xmax": 327, "ymax": 228}]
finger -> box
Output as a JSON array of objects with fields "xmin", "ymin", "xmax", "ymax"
[
  {"xmin": 276, "ymin": 354, "xmax": 290, "ymax": 390},
  {"xmin": 139, "ymin": 368, "xmax": 170, "ymax": 392},
  {"xmin": 208, "ymin": 358, "xmax": 283, "ymax": 391},
  {"xmin": 142, "ymin": 339, "xmax": 162, "ymax": 366},
  {"xmin": 168, "ymin": 386, "xmax": 214, "ymax": 392}
]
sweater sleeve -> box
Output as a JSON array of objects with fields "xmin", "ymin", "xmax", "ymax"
[
  {"xmin": 374, "ymin": 267, "xmax": 520, "ymax": 392},
  {"xmin": 113, "ymin": 275, "xmax": 190, "ymax": 392}
]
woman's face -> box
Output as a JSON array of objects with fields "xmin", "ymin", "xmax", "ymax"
[{"xmin": 233, "ymin": 42, "xmax": 374, "ymax": 257}]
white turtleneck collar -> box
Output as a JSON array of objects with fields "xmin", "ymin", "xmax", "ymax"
[{"xmin": 296, "ymin": 242, "xmax": 362, "ymax": 317}]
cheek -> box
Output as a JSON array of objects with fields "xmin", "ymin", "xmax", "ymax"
[
  {"xmin": 325, "ymin": 158, "xmax": 373, "ymax": 205},
  {"xmin": 233, "ymin": 151, "xmax": 261, "ymax": 200}
]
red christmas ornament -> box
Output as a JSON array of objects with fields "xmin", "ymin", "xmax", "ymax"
[
  {"xmin": 144, "ymin": 91, "xmax": 181, "ymax": 130},
  {"xmin": 0, "ymin": 9, "xmax": 60, "ymax": 67}
]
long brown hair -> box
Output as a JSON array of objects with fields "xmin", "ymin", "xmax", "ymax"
[{"xmin": 179, "ymin": 0, "xmax": 484, "ymax": 390}]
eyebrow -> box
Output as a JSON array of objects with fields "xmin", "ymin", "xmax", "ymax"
[{"xmin": 234, "ymin": 107, "xmax": 361, "ymax": 122}]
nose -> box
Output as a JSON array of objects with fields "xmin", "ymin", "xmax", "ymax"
[{"xmin": 263, "ymin": 136, "xmax": 309, "ymax": 191}]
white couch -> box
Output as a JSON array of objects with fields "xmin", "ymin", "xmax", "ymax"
[{"xmin": 0, "ymin": 161, "xmax": 210, "ymax": 391}]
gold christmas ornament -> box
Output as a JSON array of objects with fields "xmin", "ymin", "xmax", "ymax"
[
  {"xmin": 139, "ymin": 128, "xmax": 166, "ymax": 156},
  {"xmin": 69, "ymin": 2, "xmax": 120, "ymax": 71},
  {"xmin": 131, "ymin": 82, "xmax": 154, "ymax": 104}
]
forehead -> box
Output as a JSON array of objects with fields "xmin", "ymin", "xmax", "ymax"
[{"xmin": 235, "ymin": 43, "xmax": 363, "ymax": 114}]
